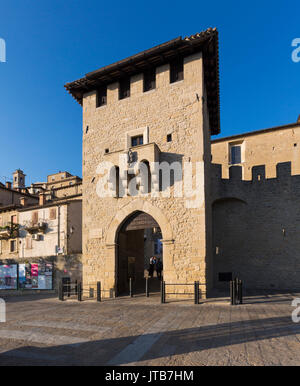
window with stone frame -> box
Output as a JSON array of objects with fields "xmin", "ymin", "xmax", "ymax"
[
  {"xmin": 230, "ymin": 145, "xmax": 242, "ymax": 165},
  {"xmin": 131, "ymin": 135, "xmax": 143, "ymax": 147}
]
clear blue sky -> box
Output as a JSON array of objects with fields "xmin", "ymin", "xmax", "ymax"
[{"xmin": 0, "ymin": 0, "xmax": 299, "ymax": 185}]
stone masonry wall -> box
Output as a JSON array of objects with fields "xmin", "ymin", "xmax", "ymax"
[
  {"xmin": 211, "ymin": 161, "xmax": 300, "ymax": 290},
  {"xmin": 82, "ymin": 51, "xmax": 212, "ymax": 297},
  {"xmin": 211, "ymin": 124, "xmax": 300, "ymax": 180}
]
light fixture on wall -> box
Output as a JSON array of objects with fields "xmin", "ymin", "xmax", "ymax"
[{"xmin": 152, "ymin": 227, "xmax": 162, "ymax": 239}]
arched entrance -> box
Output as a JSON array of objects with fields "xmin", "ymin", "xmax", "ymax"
[{"xmin": 116, "ymin": 211, "xmax": 163, "ymax": 295}]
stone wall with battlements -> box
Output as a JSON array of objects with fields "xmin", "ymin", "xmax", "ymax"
[
  {"xmin": 211, "ymin": 161, "xmax": 300, "ymax": 290},
  {"xmin": 211, "ymin": 123, "xmax": 300, "ymax": 180}
]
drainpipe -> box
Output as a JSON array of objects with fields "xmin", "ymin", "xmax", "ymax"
[{"xmin": 57, "ymin": 206, "xmax": 61, "ymax": 251}]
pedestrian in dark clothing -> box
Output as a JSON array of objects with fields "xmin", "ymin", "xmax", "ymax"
[
  {"xmin": 156, "ymin": 258, "xmax": 163, "ymax": 279},
  {"xmin": 148, "ymin": 256, "xmax": 155, "ymax": 278}
]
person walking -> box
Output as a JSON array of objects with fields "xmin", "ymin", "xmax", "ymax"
[
  {"xmin": 148, "ymin": 256, "xmax": 155, "ymax": 278},
  {"xmin": 156, "ymin": 258, "xmax": 163, "ymax": 279}
]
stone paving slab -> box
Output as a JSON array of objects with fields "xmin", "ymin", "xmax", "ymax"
[{"xmin": 0, "ymin": 292, "xmax": 299, "ymax": 366}]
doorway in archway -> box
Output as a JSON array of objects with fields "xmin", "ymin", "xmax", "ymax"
[{"xmin": 116, "ymin": 211, "xmax": 163, "ymax": 296}]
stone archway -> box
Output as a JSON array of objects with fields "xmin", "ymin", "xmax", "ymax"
[
  {"xmin": 105, "ymin": 199, "xmax": 174, "ymax": 296},
  {"xmin": 106, "ymin": 199, "xmax": 173, "ymax": 245}
]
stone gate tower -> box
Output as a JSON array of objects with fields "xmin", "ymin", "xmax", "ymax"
[{"xmin": 65, "ymin": 28, "xmax": 220, "ymax": 297}]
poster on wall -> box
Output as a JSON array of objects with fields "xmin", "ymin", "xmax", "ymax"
[
  {"xmin": 0, "ymin": 265, "xmax": 17, "ymax": 290},
  {"xmin": 17, "ymin": 263, "xmax": 53, "ymax": 290},
  {"xmin": 0, "ymin": 263, "xmax": 53, "ymax": 290},
  {"xmin": 37, "ymin": 263, "xmax": 53, "ymax": 290},
  {"xmin": 25, "ymin": 264, "xmax": 32, "ymax": 289},
  {"xmin": 31, "ymin": 263, "xmax": 39, "ymax": 289},
  {"xmin": 18, "ymin": 264, "xmax": 26, "ymax": 289}
]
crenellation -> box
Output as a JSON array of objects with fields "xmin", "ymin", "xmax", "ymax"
[
  {"xmin": 252, "ymin": 165, "xmax": 266, "ymax": 182},
  {"xmin": 229, "ymin": 165, "xmax": 242, "ymax": 180},
  {"xmin": 276, "ymin": 161, "xmax": 292, "ymax": 179}
]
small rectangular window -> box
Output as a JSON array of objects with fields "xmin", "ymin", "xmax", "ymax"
[
  {"xmin": 119, "ymin": 78, "xmax": 130, "ymax": 100},
  {"xmin": 170, "ymin": 58, "xmax": 184, "ymax": 83},
  {"xmin": 230, "ymin": 146, "xmax": 241, "ymax": 164},
  {"xmin": 218, "ymin": 272, "xmax": 232, "ymax": 282},
  {"xmin": 131, "ymin": 135, "xmax": 143, "ymax": 147},
  {"xmin": 143, "ymin": 68, "xmax": 156, "ymax": 92},
  {"xmin": 96, "ymin": 86, "xmax": 107, "ymax": 107},
  {"xmin": 10, "ymin": 240, "xmax": 16, "ymax": 253},
  {"xmin": 167, "ymin": 134, "xmax": 172, "ymax": 142}
]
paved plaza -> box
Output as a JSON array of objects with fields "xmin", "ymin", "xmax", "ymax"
[{"xmin": 0, "ymin": 292, "xmax": 300, "ymax": 366}]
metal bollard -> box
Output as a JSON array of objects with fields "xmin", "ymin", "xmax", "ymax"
[
  {"xmin": 97, "ymin": 281, "xmax": 101, "ymax": 302},
  {"xmin": 145, "ymin": 278, "xmax": 149, "ymax": 297},
  {"xmin": 194, "ymin": 281, "xmax": 200, "ymax": 305},
  {"xmin": 78, "ymin": 282, "xmax": 82, "ymax": 302},
  {"xmin": 67, "ymin": 278, "xmax": 71, "ymax": 298},
  {"xmin": 230, "ymin": 280, "xmax": 235, "ymax": 305},
  {"xmin": 238, "ymin": 280, "xmax": 243, "ymax": 304},
  {"xmin": 161, "ymin": 280, "xmax": 166, "ymax": 304},
  {"xmin": 230, "ymin": 278, "xmax": 243, "ymax": 305},
  {"xmin": 89, "ymin": 288, "xmax": 94, "ymax": 298},
  {"xmin": 129, "ymin": 277, "xmax": 133, "ymax": 297},
  {"xmin": 59, "ymin": 280, "xmax": 64, "ymax": 301}
]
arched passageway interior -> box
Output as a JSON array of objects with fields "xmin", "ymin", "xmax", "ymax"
[{"xmin": 117, "ymin": 211, "xmax": 163, "ymax": 295}]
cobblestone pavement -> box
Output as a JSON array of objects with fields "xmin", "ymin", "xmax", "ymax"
[{"xmin": 0, "ymin": 292, "xmax": 300, "ymax": 366}]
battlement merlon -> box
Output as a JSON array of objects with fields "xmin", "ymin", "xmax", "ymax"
[{"xmin": 211, "ymin": 162, "xmax": 293, "ymax": 183}]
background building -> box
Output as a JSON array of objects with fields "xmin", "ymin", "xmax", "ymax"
[{"xmin": 0, "ymin": 171, "xmax": 83, "ymax": 292}]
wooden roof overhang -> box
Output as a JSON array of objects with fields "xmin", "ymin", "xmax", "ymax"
[{"xmin": 65, "ymin": 28, "xmax": 220, "ymax": 135}]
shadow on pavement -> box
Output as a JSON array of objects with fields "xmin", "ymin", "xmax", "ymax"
[{"xmin": 0, "ymin": 314, "xmax": 299, "ymax": 366}]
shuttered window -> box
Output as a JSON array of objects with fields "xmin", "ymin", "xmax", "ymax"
[
  {"xmin": 26, "ymin": 237, "xmax": 32, "ymax": 250},
  {"xmin": 230, "ymin": 146, "xmax": 241, "ymax": 164},
  {"xmin": 49, "ymin": 208, "xmax": 56, "ymax": 220},
  {"xmin": 32, "ymin": 211, "xmax": 38, "ymax": 225}
]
